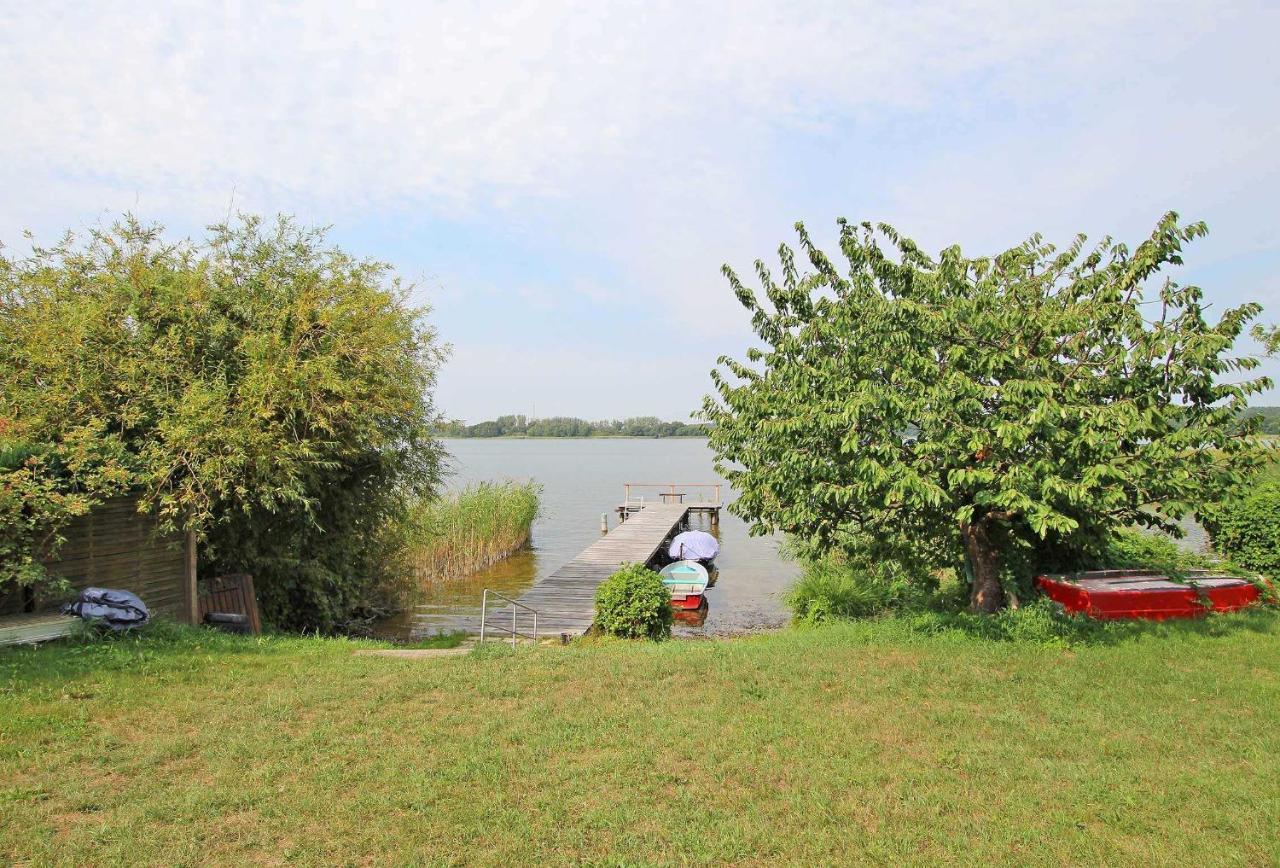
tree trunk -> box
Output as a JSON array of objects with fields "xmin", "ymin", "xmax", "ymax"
[{"xmin": 963, "ymin": 518, "xmax": 1004, "ymax": 614}]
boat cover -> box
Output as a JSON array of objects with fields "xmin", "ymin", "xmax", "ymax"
[
  {"xmin": 668, "ymin": 530, "xmax": 719, "ymax": 562},
  {"xmin": 61, "ymin": 587, "xmax": 150, "ymax": 630}
]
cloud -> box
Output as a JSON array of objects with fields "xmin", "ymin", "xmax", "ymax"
[
  {"xmin": 0, "ymin": 1, "xmax": 1197, "ymax": 226},
  {"xmin": 3, "ymin": 0, "xmax": 1277, "ymax": 413}
]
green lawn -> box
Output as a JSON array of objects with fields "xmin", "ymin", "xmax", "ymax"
[{"xmin": 2, "ymin": 614, "xmax": 1278, "ymax": 865}]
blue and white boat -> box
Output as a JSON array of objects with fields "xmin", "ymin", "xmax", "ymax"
[{"xmin": 659, "ymin": 560, "xmax": 710, "ymax": 610}]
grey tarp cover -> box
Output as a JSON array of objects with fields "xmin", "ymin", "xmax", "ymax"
[
  {"xmin": 61, "ymin": 587, "xmax": 150, "ymax": 630},
  {"xmin": 667, "ymin": 530, "xmax": 719, "ymax": 562}
]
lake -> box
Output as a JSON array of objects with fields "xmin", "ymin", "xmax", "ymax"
[{"xmin": 374, "ymin": 438, "xmax": 799, "ymax": 639}]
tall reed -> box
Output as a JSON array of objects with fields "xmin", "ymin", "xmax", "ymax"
[{"xmin": 395, "ymin": 481, "xmax": 541, "ymax": 583}]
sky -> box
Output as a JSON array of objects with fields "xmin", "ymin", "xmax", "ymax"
[{"xmin": 3, "ymin": 1, "xmax": 1278, "ymax": 420}]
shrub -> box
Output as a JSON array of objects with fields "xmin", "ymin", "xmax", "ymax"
[
  {"xmin": 785, "ymin": 553, "xmax": 935, "ymax": 625},
  {"xmin": 1092, "ymin": 527, "xmax": 1213, "ymax": 575},
  {"xmin": 594, "ymin": 563, "xmax": 672, "ymax": 639},
  {"xmin": 1201, "ymin": 482, "xmax": 1280, "ymax": 578}
]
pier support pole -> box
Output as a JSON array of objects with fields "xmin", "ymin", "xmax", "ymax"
[{"xmin": 600, "ymin": 513, "xmax": 608, "ymax": 534}]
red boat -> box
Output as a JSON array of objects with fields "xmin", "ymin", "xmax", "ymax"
[
  {"xmin": 1035, "ymin": 569, "xmax": 1262, "ymax": 620},
  {"xmin": 659, "ymin": 561, "xmax": 709, "ymax": 610}
]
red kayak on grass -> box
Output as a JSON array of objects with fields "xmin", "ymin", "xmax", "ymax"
[{"xmin": 1035, "ymin": 569, "xmax": 1262, "ymax": 620}]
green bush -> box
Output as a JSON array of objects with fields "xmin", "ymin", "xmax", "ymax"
[
  {"xmin": 785, "ymin": 554, "xmax": 935, "ymax": 625},
  {"xmin": 1201, "ymin": 482, "xmax": 1280, "ymax": 578},
  {"xmin": 1093, "ymin": 528, "xmax": 1213, "ymax": 575},
  {"xmin": 594, "ymin": 563, "xmax": 672, "ymax": 640}
]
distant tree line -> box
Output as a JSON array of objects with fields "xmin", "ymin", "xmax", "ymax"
[
  {"xmin": 437, "ymin": 415, "xmax": 709, "ymax": 438},
  {"xmin": 1240, "ymin": 406, "xmax": 1280, "ymax": 435}
]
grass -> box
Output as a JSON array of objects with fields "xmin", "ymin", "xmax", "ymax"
[
  {"xmin": 2, "ymin": 613, "xmax": 1278, "ymax": 865},
  {"xmin": 393, "ymin": 481, "xmax": 540, "ymax": 584},
  {"xmin": 400, "ymin": 630, "xmax": 468, "ymax": 650}
]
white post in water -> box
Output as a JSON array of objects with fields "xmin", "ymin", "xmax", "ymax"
[{"xmin": 600, "ymin": 513, "xmax": 608, "ymax": 533}]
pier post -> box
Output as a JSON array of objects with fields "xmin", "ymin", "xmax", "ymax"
[{"xmin": 600, "ymin": 513, "xmax": 608, "ymax": 533}]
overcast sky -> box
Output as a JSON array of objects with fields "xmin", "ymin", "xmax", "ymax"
[{"xmin": 3, "ymin": 1, "xmax": 1277, "ymax": 420}]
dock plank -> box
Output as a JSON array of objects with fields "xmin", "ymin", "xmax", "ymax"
[{"xmin": 482, "ymin": 502, "xmax": 689, "ymax": 639}]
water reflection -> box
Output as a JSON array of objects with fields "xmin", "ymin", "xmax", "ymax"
[
  {"xmin": 672, "ymin": 598, "xmax": 709, "ymax": 628},
  {"xmin": 373, "ymin": 548, "xmax": 543, "ymax": 638}
]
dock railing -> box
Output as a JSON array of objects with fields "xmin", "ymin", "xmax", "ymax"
[
  {"xmin": 622, "ymin": 483, "xmax": 722, "ymax": 507},
  {"xmin": 479, "ymin": 589, "xmax": 539, "ymax": 647}
]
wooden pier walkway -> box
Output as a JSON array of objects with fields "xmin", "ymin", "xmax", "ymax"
[{"xmin": 485, "ymin": 502, "xmax": 691, "ymax": 638}]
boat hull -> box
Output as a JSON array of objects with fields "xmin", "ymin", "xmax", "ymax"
[
  {"xmin": 1035, "ymin": 570, "xmax": 1261, "ymax": 620},
  {"xmin": 669, "ymin": 593, "xmax": 705, "ymax": 610},
  {"xmin": 659, "ymin": 560, "xmax": 710, "ymax": 611}
]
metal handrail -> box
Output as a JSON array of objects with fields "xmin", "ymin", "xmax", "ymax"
[
  {"xmin": 480, "ymin": 589, "xmax": 539, "ymax": 647},
  {"xmin": 622, "ymin": 482, "xmax": 723, "ymax": 505}
]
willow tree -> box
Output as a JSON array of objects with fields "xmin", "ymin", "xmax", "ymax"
[
  {"xmin": 1, "ymin": 215, "xmax": 446, "ymax": 629},
  {"xmin": 704, "ymin": 214, "xmax": 1270, "ymax": 613}
]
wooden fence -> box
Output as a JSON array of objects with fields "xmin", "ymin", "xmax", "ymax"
[
  {"xmin": 198, "ymin": 573, "xmax": 263, "ymax": 634},
  {"xmin": 0, "ymin": 494, "xmax": 197, "ymax": 623}
]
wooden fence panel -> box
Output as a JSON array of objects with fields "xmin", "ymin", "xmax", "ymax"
[
  {"xmin": 197, "ymin": 574, "xmax": 263, "ymax": 634},
  {"xmin": 0, "ymin": 495, "xmax": 194, "ymax": 622}
]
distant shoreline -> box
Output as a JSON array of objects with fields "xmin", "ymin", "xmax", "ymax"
[{"xmin": 437, "ymin": 434, "xmax": 710, "ymax": 440}]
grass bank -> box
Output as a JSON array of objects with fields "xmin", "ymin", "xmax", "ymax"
[
  {"xmin": 2, "ymin": 613, "xmax": 1278, "ymax": 864},
  {"xmin": 393, "ymin": 481, "xmax": 539, "ymax": 584}
]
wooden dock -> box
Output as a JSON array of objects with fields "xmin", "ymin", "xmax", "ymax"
[
  {"xmin": 614, "ymin": 482, "xmax": 722, "ymax": 525},
  {"xmin": 484, "ymin": 502, "xmax": 691, "ymax": 638}
]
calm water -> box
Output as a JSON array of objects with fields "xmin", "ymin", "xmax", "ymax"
[{"xmin": 375, "ymin": 438, "xmax": 798, "ymax": 639}]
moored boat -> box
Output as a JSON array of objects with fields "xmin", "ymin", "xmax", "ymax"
[
  {"xmin": 1035, "ymin": 569, "xmax": 1262, "ymax": 620},
  {"xmin": 667, "ymin": 530, "xmax": 719, "ymax": 567},
  {"xmin": 659, "ymin": 560, "xmax": 710, "ymax": 610}
]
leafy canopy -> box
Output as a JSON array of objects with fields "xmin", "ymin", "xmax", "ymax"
[
  {"xmin": 0, "ymin": 215, "xmax": 446, "ymax": 629},
  {"xmin": 703, "ymin": 213, "xmax": 1270, "ymax": 611}
]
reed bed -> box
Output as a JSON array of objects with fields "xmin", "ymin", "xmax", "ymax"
[{"xmin": 395, "ymin": 481, "xmax": 541, "ymax": 584}]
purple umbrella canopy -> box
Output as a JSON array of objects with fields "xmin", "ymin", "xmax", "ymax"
[{"xmin": 667, "ymin": 530, "xmax": 719, "ymax": 562}]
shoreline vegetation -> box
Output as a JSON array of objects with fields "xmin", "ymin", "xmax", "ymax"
[
  {"xmin": 1242, "ymin": 406, "xmax": 1280, "ymax": 434},
  {"xmin": 436, "ymin": 414, "xmax": 709, "ymax": 438},
  {"xmin": 388, "ymin": 481, "xmax": 541, "ymax": 587},
  {"xmin": 436, "ymin": 409, "xmax": 1278, "ymax": 440}
]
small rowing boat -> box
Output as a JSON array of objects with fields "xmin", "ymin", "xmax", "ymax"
[
  {"xmin": 1035, "ymin": 569, "xmax": 1262, "ymax": 620},
  {"xmin": 659, "ymin": 560, "xmax": 710, "ymax": 610}
]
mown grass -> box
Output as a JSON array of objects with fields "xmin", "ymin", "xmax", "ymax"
[
  {"xmin": 393, "ymin": 481, "xmax": 540, "ymax": 583},
  {"xmin": 2, "ymin": 613, "xmax": 1278, "ymax": 865}
]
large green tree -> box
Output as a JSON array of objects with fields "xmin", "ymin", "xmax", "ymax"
[
  {"xmin": 704, "ymin": 214, "xmax": 1270, "ymax": 612},
  {"xmin": 0, "ymin": 216, "xmax": 446, "ymax": 629}
]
